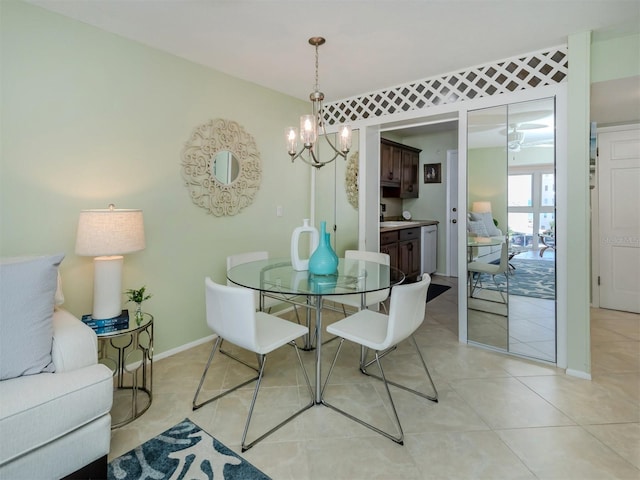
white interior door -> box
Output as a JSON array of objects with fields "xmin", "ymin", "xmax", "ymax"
[
  {"xmin": 598, "ymin": 126, "xmax": 640, "ymax": 313},
  {"xmin": 447, "ymin": 150, "xmax": 459, "ymax": 276}
]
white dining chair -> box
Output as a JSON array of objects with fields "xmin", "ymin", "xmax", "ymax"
[
  {"xmin": 321, "ymin": 274, "xmax": 438, "ymax": 445},
  {"xmin": 227, "ymin": 251, "xmax": 277, "ymax": 311},
  {"xmin": 193, "ymin": 277, "xmax": 313, "ymax": 451},
  {"xmin": 226, "ymin": 251, "xmax": 303, "ymax": 361},
  {"xmin": 467, "ymin": 241, "xmax": 509, "ymax": 303},
  {"xmin": 324, "ymin": 250, "xmax": 390, "ymax": 315}
]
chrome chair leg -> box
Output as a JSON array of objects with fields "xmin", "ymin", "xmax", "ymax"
[
  {"xmin": 491, "ymin": 273, "xmax": 507, "ymax": 303},
  {"xmin": 241, "ymin": 341, "xmax": 314, "ymax": 452},
  {"xmin": 470, "ymin": 272, "xmax": 507, "ymax": 304},
  {"xmin": 218, "ymin": 339, "xmax": 260, "ymax": 371},
  {"xmin": 192, "ymin": 336, "xmax": 259, "ymax": 410},
  {"xmin": 321, "ymin": 339, "xmax": 404, "ymax": 444},
  {"xmin": 360, "ymin": 335, "xmax": 438, "ymax": 403}
]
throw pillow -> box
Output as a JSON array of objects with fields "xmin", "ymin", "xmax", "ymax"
[
  {"xmin": 470, "ymin": 211, "xmax": 501, "ymax": 237},
  {"xmin": 0, "ymin": 253, "xmax": 65, "ymax": 380},
  {"xmin": 468, "ymin": 220, "xmax": 489, "ymax": 237}
]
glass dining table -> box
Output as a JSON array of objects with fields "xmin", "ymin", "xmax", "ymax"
[{"xmin": 227, "ymin": 257, "xmax": 405, "ymax": 404}]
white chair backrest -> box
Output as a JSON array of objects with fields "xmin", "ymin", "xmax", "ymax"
[
  {"xmin": 496, "ymin": 242, "xmax": 509, "ymax": 274},
  {"xmin": 345, "ymin": 250, "xmax": 390, "ymax": 266},
  {"xmin": 226, "ymin": 251, "xmax": 269, "ymax": 308},
  {"xmin": 344, "ymin": 250, "xmax": 391, "ymax": 306},
  {"xmin": 384, "ymin": 274, "xmax": 431, "ymax": 348},
  {"xmin": 227, "ymin": 251, "xmax": 269, "ymax": 270},
  {"xmin": 205, "ymin": 277, "xmax": 258, "ymax": 352}
]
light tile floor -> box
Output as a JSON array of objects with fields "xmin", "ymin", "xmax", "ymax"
[{"xmin": 109, "ymin": 276, "xmax": 640, "ymax": 479}]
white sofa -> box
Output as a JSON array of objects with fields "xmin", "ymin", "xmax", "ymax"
[
  {"xmin": 0, "ymin": 255, "xmax": 113, "ymax": 479},
  {"xmin": 467, "ymin": 211, "xmax": 505, "ymax": 263}
]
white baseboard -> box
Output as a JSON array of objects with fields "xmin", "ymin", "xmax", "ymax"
[
  {"xmin": 153, "ymin": 334, "xmax": 217, "ymax": 362},
  {"xmin": 565, "ymin": 368, "xmax": 592, "ymax": 380}
]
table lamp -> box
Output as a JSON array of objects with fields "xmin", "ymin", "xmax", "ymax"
[
  {"xmin": 472, "ymin": 201, "xmax": 492, "ymax": 214},
  {"xmin": 75, "ymin": 204, "xmax": 146, "ymax": 319}
]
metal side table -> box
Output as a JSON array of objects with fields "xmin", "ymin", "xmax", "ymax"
[{"xmin": 96, "ymin": 312, "xmax": 153, "ymax": 428}]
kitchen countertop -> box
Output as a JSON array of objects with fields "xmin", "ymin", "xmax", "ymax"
[{"xmin": 380, "ymin": 220, "xmax": 439, "ymax": 232}]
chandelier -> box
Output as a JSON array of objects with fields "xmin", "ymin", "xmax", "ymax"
[{"xmin": 286, "ymin": 37, "xmax": 352, "ymax": 168}]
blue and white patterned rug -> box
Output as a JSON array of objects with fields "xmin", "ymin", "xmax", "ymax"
[
  {"xmin": 483, "ymin": 258, "xmax": 555, "ymax": 300},
  {"xmin": 108, "ymin": 419, "xmax": 271, "ymax": 480}
]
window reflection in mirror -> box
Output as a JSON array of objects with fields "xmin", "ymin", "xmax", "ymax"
[{"xmin": 212, "ymin": 151, "xmax": 240, "ymax": 184}]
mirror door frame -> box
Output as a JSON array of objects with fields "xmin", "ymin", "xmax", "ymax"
[{"xmin": 343, "ymin": 83, "xmax": 567, "ymax": 368}]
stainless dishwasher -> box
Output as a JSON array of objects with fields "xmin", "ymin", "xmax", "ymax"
[{"xmin": 421, "ymin": 224, "xmax": 437, "ymax": 274}]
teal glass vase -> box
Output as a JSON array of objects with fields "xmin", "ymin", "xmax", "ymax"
[{"xmin": 308, "ymin": 221, "xmax": 338, "ymax": 275}]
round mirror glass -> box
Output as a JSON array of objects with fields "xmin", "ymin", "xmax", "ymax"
[{"xmin": 212, "ymin": 151, "xmax": 240, "ymax": 184}]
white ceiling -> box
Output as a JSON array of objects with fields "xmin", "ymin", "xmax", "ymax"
[{"xmin": 25, "ymin": 0, "xmax": 640, "ymax": 103}]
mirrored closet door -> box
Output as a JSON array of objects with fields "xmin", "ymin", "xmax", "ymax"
[{"xmin": 467, "ymin": 98, "xmax": 556, "ymax": 363}]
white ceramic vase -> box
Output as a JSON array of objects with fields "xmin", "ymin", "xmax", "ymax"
[{"xmin": 291, "ymin": 219, "xmax": 319, "ymax": 271}]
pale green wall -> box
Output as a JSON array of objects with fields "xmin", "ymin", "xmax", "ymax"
[
  {"xmin": 566, "ymin": 31, "xmax": 592, "ymax": 375},
  {"xmin": 561, "ymin": 30, "xmax": 640, "ymax": 375},
  {"xmin": 1, "ymin": 1, "xmax": 310, "ymax": 355},
  {"xmin": 591, "ymin": 32, "xmax": 640, "ymax": 82}
]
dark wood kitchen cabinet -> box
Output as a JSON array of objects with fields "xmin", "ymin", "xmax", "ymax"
[
  {"xmin": 380, "ymin": 226, "xmax": 421, "ymax": 283},
  {"xmin": 398, "ymin": 227, "xmax": 421, "ymax": 282},
  {"xmin": 380, "ymin": 230, "xmax": 399, "ymax": 271},
  {"xmin": 380, "ymin": 139, "xmax": 402, "ymax": 187},
  {"xmin": 400, "ymin": 148, "xmax": 419, "ymax": 198},
  {"xmin": 380, "ymin": 138, "xmax": 421, "ymax": 198}
]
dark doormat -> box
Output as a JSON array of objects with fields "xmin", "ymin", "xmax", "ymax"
[{"xmin": 426, "ymin": 283, "xmax": 451, "ymax": 303}]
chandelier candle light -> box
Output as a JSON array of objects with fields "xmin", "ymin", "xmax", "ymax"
[{"xmin": 286, "ymin": 37, "xmax": 352, "ymax": 168}]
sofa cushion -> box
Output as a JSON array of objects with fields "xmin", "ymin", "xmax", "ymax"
[
  {"xmin": 0, "ymin": 254, "xmax": 65, "ymax": 380},
  {"xmin": 468, "ymin": 220, "xmax": 489, "ymax": 237},
  {"xmin": 470, "ymin": 211, "xmax": 501, "ymax": 237},
  {"xmin": 0, "ymin": 363, "xmax": 113, "ymax": 465}
]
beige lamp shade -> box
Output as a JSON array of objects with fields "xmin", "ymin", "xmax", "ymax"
[
  {"xmin": 471, "ymin": 201, "xmax": 492, "ymax": 214},
  {"xmin": 75, "ymin": 207, "xmax": 145, "ymax": 256},
  {"xmin": 75, "ymin": 206, "xmax": 145, "ymax": 319}
]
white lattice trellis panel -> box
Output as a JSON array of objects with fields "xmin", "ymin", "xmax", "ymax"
[{"xmin": 324, "ymin": 47, "xmax": 568, "ymax": 125}]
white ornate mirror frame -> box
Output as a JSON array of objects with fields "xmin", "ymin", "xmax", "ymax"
[
  {"xmin": 181, "ymin": 119, "xmax": 262, "ymax": 216},
  {"xmin": 345, "ymin": 151, "xmax": 359, "ymax": 210}
]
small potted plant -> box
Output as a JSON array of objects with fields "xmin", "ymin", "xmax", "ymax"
[{"xmin": 125, "ymin": 286, "xmax": 152, "ymax": 325}]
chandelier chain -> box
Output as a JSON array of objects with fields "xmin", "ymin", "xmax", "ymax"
[{"xmin": 314, "ymin": 43, "xmax": 320, "ymax": 94}]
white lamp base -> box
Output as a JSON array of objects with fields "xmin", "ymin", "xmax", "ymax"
[{"xmin": 92, "ymin": 255, "xmax": 124, "ymax": 319}]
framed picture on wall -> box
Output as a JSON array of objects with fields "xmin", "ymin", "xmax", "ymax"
[{"xmin": 424, "ymin": 163, "xmax": 441, "ymax": 183}]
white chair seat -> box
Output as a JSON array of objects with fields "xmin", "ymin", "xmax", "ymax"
[
  {"xmin": 254, "ymin": 312, "xmax": 307, "ymax": 354},
  {"xmin": 468, "ymin": 241, "xmax": 509, "ymax": 303},
  {"xmin": 326, "ymin": 310, "xmax": 388, "ymax": 350},
  {"xmin": 467, "ymin": 261, "xmax": 502, "ymax": 274}
]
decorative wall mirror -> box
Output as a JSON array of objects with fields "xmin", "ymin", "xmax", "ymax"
[
  {"xmin": 345, "ymin": 151, "xmax": 359, "ymax": 210},
  {"xmin": 467, "ymin": 97, "xmax": 556, "ymax": 363},
  {"xmin": 212, "ymin": 151, "xmax": 240, "ymax": 184},
  {"xmin": 181, "ymin": 119, "xmax": 262, "ymax": 216}
]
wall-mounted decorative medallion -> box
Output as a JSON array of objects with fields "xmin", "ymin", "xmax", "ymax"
[
  {"xmin": 181, "ymin": 119, "xmax": 262, "ymax": 216},
  {"xmin": 345, "ymin": 151, "xmax": 359, "ymax": 209}
]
